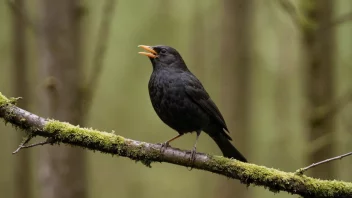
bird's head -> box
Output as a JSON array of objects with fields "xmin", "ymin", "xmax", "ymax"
[{"xmin": 138, "ymin": 45, "xmax": 188, "ymax": 71}]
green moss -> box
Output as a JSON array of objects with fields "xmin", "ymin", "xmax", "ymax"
[
  {"xmin": 203, "ymin": 155, "xmax": 352, "ymax": 196},
  {"xmin": 44, "ymin": 120, "xmax": 125, "ymax": 147},
  {"xmin": 0, "ymin": 92, "xmax": 10, "ymax": 106},
  {"xmin": 9, "ymin": 97, "xmax": 21, "ymax": 105},
  {"xmin": 128, "ymin": 142, "xmax": 161, "ymax": 167},
  {"xmin": 43, "ymin": 120, "xmax": 158, "ymax": 167}
]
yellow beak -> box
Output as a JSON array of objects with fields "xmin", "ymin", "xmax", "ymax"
[{"xmin": 138, "ymin": 45, "xmax": 157, "ymax": 58}]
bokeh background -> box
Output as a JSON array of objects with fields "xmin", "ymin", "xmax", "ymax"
[{"xmin": 0, "ymin": 0, "xmax": 352, "ymax": 198}]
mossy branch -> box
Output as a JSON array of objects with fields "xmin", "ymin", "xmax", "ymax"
[{"xmin": 1, "ymin": 92, "xmax": 352, "ymax": 198}]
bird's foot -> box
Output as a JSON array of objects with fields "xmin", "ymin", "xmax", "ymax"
[
  {"xmin": 187, "ymin": 147, "xmax": 197, "ymax": 171},
  {"xmin": 159, "ymin": 142, "xmax": 170, "ymax": 154}
]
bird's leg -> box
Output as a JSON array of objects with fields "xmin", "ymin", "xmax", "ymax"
[
  {"xmin": 190, "ymin": 130, "xmax": 201, "ymax": 163},
  {"xmin": 160, "ymin": 134, "xmax": 183, "ymax": 153}
]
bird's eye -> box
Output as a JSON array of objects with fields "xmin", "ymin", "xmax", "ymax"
[{"xmin": 160, "ymin": 49, "xmax": 167, "ymax": 54}]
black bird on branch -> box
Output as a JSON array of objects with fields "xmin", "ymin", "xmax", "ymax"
[{"xmin": 138, "ymin": 45, "xmax": 247, "ymax": 163}]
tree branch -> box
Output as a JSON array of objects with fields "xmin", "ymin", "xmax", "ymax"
[
  {"xmin": 296, "ymin": 152, "xmax": 352, "ymax": 175},
  {"xmin": 1, "ymin": 92, "xmax": 352, "ymax": 198}
]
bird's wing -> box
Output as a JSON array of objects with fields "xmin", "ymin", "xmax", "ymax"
[{"xmin": 184, "ymin": 74, "xmax": 229, "ymax": 133}]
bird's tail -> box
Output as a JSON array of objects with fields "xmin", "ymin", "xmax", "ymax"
[{"xmin": 210, "ymin": 133, "xmax": 247, "ymax": 162}]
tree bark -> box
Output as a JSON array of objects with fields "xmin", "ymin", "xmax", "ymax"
[
  {"xmin": 301, "ymin": 0, "xmax": 336, "ymax": 179},
  {"xmin": 220, "ymin": 0, "xmax": 253, "ymax": 197},
  {"xmin": 11, "ymin": 1, "xmax": 31, "ymax": 198},
  {"xmin": 38, "ymin": 0, "xmax": 86, "ymax": 198}
]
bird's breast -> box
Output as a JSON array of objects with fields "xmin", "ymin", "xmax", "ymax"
[
  {"xmin": 148, "ymin": 71, "xmax": 208, "ymax": 133},
  {"xmin": 148, "ymin": 71, "xmax": 184, "ymax": 115}
]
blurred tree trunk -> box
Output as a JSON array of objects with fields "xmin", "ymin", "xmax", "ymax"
[
  {"xmin": 219, "ymin": 0, "xmax": 253, "ymax": 198},
  {"xmin": 38, "ymin": 1, "xmax": 86, "ymax": 198},
  {"xmin": 11, "ymin": 1, "xmax": 31, "ymax": 198},
  {"xmin": 301, "ymin": 0, "xmax": 336, "ymax": 179},
  {"xmin": 274, "ymin": 18, "xmax": 294, "ymax": 167},
  {"xmin": 190, "ymin": 0, "xmax": 205, "ymax": 79}
]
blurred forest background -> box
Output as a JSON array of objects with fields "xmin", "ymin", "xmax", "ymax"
[{"xmin": 0, "ymin": 0, "xmax": 352, "ymax": 198}]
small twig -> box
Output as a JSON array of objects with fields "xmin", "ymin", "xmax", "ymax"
[
  {"xmin": 296, "ymin": 152, "xmax": 352, "ymax": 175},
  {"xmin": 19, "ymin": 140, "xmax": 51, "ymax": 149},
  {"xmin": 12, "ymin": 135, "xmax": 32, "ymax": 154},
  {"xmin": 13, "ymin": 138, "xmax": 53, "ymax": 154},
  {"xmin": 82, "ymin": 0, "xmax": 117, "ymax": 117}
]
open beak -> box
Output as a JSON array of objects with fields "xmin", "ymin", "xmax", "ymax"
[{"xmin": 138, "ymin": 45, "xmax": 157, "ymax": 58}]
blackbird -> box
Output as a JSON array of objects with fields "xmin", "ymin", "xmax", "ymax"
[{"xmin": 138, "ymin": 45, "xmax": 247, "ymax": 162}]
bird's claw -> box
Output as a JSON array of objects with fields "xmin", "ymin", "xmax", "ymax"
[
  {"xmin": 190, "ymin": 147, "xmax": 197, "ymax": 162},
  {"xmin": 159, "ymin": 142, "xmax": 170, "ymax": 153},
  {"xmin": 187, "ymin": 147, "xmax": 197, "ymax": 171}
]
